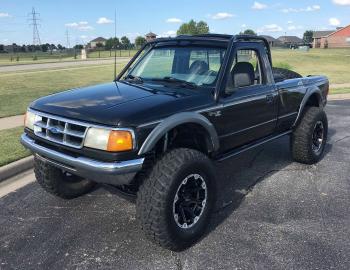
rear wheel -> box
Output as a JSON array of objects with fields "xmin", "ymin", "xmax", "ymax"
[
  {"xmin": 136, "ymin": 148, "xmax": 216, "ymax": 251},
  {"xmin": 291, "ymin": 107, "xmax": 328, "ymax": 164},
  {"xmin": 34, "ymin": 157, "xmax": 96, "ymax": 199}
]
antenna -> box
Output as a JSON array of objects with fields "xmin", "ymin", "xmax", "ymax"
[{"xmin": 113, "ymin": 8, "xmax": 117, "ymax": 80}]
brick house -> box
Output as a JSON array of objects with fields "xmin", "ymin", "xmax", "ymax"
[
  {"xmin": 277, "ymin": 36, "xmax": 303, "ymax": 48},
  {"xmin": 316, "ymin": 24, "xmax": 350, "ymax": 48},
  {"xmin": 312, "ymin": 30, "xmax": 334, "ymax": 48},
  {"xmin": 260, "ymin": 35, "xmax": 282, "ymax": 47}
]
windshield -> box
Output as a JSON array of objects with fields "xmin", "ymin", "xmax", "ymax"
[{"xmin": 124, "ymin": 45, "xmax": 226, "ymax": 87}]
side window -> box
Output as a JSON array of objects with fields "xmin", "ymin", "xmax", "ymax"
[
  {"xmin": 225, "ymin": 49, "xmax": 264, "ymax": 95},
  {"xmin": 189, "ymin": 49, "xmax": 224, "ymax": 73}
]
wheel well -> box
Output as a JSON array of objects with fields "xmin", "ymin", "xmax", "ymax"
[
  {"xmin": 305, "ymin": 93, "xmax": 320, "ymax": 108},
  {"xmin": 153, "ymin": 123, "xmax": 213, "ymax": 157}
]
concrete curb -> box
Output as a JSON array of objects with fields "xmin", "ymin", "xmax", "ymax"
[{"xmin": 0, "ymin": 156, "xmax": 34, "ymax": 183}]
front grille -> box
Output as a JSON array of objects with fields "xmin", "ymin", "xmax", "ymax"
[{"xmin": 33, "ymin": 112, "xmax": 88, "ymax": 149}]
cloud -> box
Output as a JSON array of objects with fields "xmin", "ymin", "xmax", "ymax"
[
  {"xmin": 160, "ymin": 30, "xmax": 176, "ymax": 37},
  {"xmin": 210, "ymin": 12, "xmax": 234, "ymax": 20},
  {"xmin": 332, "ymin": 0, "xmax": 350, "ymax": 5},
  {"xmin": 252, "ymin": 2, "xmax": 268, "ymax": 10},
  {"xmin": 257, "ymin": 24, "xmax": 283, "ymax": 33},
  {"xmin": 287, "ymin": 25, "xmax": 303, "ymax": 31},
  {"xmin": 241, "ymin": 24, "xmax": 247, "ymax": 28},
  {"xmin": 166, "ymin": 18, "xmax": 183, "ymax": 23},
  {"xmin": 281, "ymin": 5, "xmax": 320, "ymax": 13},
  {"xmin": 329, "ymin": 18, "xmax": 341, "ymax": 26},
  {"xmin": 0, "ymin": 12, "xmax": 11, "ymax": 18},
  {"xmin": 65, "ymin": 21, "xmax": 94, "ymax": 31},
  {"xmin": 96, "ymin": 17, "xmax": 113, "ymax": 24},
  {"xmin": 287, "ymin": 20, "xmax": 293, "ymax": 24},
  {"xmin": 126, "ymin": 32, "xmax": 142, "ymax": 42}
]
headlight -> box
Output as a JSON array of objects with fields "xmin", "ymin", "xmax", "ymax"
[
  {"xmin": 24, "ymin": 110, "xmax": 36, "ymax": 130},
  {"xmin": 84, "ymin": 128, "xmax": 133, "ymax": 152}
]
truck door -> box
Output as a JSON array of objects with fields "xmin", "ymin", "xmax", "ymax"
[{"xmin": 214, "ymin": 43, "xmax": 278, "ymax": 152}]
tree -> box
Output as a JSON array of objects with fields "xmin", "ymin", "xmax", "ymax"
[
  {"xmin": 239, "ymin": 29, "xmax": 257, "ymax": 36},
  {"xmin": 303, "ymin": 30, "xmax": 314, "ymax": 44},
  {"xmin": 12, "ymin": 43, "xmax": 18, "ymax": 53},
  {"xmin": 135, "ymin": 36, "xmax": 146, "ymax": 48},
  {"xmin": 121, "ymin": 36, "xmax": 131, "ymax": 49},
  {"xmin": 96, "ymin": 42, "xmax": 104, "ymax": 49},
  {"xmin": 0, "ymin": 44, "xmax": 4, "ymax": 52},
  {"xmin": 41, "ymin": 43, "xmax": 50, "ymax": 52},
  {"xmin": 177, "ymin": 19, "xmax": 209, "ymax": 35},
  {"xmin": 50, "ymin": 44, "xmax": 57, "ymax": 52},
  {"xmin": 57, "ymin": 44, "xmax": 63, "ymax": 50},
  {"xmin": 105, "ymin": 37, "xmax": 120, "ymax": 50},
  {"xmin": 74, "ymin": 44, "xmax": 84, "ymax": 50}
]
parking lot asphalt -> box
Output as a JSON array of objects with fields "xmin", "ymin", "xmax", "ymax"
[{"xmin": 0, "ymin": 100, "xmax": 349, "ymax": 270}]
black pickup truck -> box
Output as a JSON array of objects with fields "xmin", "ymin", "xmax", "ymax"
[{"xmin": 21, "ymin": 34, "xmax": 329, "ymax": 251}]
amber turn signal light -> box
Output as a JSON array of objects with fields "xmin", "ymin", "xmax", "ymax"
[{"xmin": 107, "ymin": 130, "xmax": 133, "ymax": 152}]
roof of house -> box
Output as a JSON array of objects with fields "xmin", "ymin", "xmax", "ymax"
[
  {"xmin": 90, "ymin": 37, "xmax": 107, "ymax": 42},
  {"xmin": 145, "ymin": 32, "xmax": 157, "ymax": 37},
  {"xmin": 277, "ymin": 36, "xmax": 303, "ymax": 43},
  {"xmin": 260, "ymin": 35, "xmax": 279, "ymax": 42},
  {"xmin": 325, "ymin": 24, "xmax": 350, "ymax": 37},
  {"xmin": 313, "ymin": 31, "xmax": 335, "ymax": 38}
]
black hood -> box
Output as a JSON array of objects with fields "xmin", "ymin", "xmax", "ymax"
[{"xmin": 30, "ymin": 81, "xmax": 215, "ymax": 127}]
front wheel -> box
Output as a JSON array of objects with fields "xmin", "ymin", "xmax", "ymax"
[
  {"xmin": 291, "ymin": 107, "xmax": 328, "ymax": 164},
  {"xmin": 136, "ymin": 148, "xmax": 216, "ymax": 251},
  {"xmin": 34, "ymin": 157, "xmax": 96, "ymax": 199}
]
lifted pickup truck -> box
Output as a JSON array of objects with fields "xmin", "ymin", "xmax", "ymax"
[{"xmin": 21, "ymin": 34, "xmax": 329, "ymax": 251}]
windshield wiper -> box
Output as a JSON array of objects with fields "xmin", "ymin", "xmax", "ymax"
[
  {"xmin": 124, "ymin": 74, "xmax": 144, "ymax": 84},
  {"xmin": 150, "ymin": 77, "xmax": 197, "ymax": 89}
]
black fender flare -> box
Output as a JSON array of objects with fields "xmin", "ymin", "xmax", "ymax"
[
  {"xmin": 138, "ymin": 112, "xmax": 220, "ymax": 155},
  {"xmin": 292, "ymin": 86, "xmax": 323, "ymax": 127}
]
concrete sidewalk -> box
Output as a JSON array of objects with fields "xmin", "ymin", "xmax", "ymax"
[
  {"xmin": 0, "ymin": 115, "xmax": 23, "ymax": 131},
  {"xmin": 0, "ymin": 57, "xmax": 130, "ymax": 73}
]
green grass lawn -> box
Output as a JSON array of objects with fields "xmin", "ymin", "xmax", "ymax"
[
  {"xmin": 0, "ymin": 62, "xmax": 128, "ymax": 118},
  {"xmin": 0, "ymin": 127, "xmax": 30, "ymax": 167},
  {"xmin": 272, "ymin": 48, "xmax": 350, "ymax": 85}
]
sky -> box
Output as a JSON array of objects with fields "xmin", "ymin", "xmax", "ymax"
[{"xmin": 0, "ymin": 0, "xmax": 349, "ymax": 45}]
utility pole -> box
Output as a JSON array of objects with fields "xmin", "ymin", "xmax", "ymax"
[
  {"xmin": 65, "ymin": 29, "xmax": 70, "ymax": 49},
  {"xmin": 28, "ymin": 7, "xmax": 41, "ymax": 46}
]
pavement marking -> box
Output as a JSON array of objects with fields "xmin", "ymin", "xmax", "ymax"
[
  {"xmin": 0, "ymin": 170, "xmax": 35, "ymax": 198},
  {"xmin": 0, "ymin": 115, "xmax": 24, "ymax": 131}
]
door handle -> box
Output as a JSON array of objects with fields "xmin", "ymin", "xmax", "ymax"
[{"xmin": 266, "ymin": 94, "xmax": 274, "ymax": 103}]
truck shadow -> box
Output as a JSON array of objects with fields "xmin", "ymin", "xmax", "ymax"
[{"xmin": 206, "ymin": 129, "xmax": 335, "ymax": 237}]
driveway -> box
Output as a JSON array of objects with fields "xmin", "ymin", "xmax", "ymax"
[{"xmin": 0, "ymin": 100, "xmax": 349, "ymax": 270}]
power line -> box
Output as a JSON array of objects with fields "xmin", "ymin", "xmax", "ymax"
[{"xmin": 28, "ymin": 7, "xmax": 41, "ymax": 46}]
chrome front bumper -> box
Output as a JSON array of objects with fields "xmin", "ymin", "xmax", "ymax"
[{"xmin": 20, "ymin": 133, "xmax": 144, "ymax": 185}]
